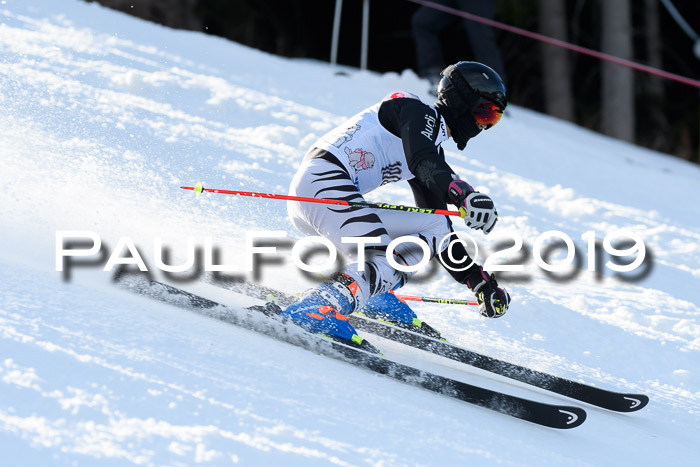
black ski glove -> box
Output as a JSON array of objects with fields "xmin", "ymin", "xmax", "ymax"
[
  {"xmin": 448, "ymin": 180, "xmax": 498, "ymax": 234},
  {"xmin": 465, "ymin": 265, "xmax": 510, "ymax": 318},
  {"xmin": 475, "ymin": 279, "xmax": 511, "ymax": 318}
]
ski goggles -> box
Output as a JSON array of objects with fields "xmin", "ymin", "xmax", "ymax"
[{"xmin": 473, "ymin": 100, "xmax": 504, "ymax": 129}]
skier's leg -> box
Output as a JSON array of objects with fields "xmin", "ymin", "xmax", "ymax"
[
  {"xmin": 356, "ymin": 207, "xmax": 452, "ymax": 338},
  {"xmin": 285, "ymin": 156, "xmax": 456, "ymax": 342},
  {"xmin": 289, "ymin": 155, "xmax": 459, "ymax": 296},
  {"xmin": 283, "ymin": 157, "xmax": 386, "ymax": 347},
  {"xmin": 287, "ymin": 157, "xmax": 395, "ymax": 310}
]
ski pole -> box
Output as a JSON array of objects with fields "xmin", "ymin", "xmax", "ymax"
[
  {"xmin": 313, "ymin": 273, "xmax": 476, "ymax": 307},
  {"xmin": 185, "ymin": 184, "xmax": 475, "ymax": 306},
  {"xmin": 392, "ymin": 292, "xmax": 479, "ymax": 307},
  {"xmin": 182, "ymin": 182, "xmax": 466, "ymax": 218}
]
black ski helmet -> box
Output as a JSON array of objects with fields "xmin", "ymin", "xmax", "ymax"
[{"xmin": 434, "ymin": 61, "xmax": 507, "ymax": 150}]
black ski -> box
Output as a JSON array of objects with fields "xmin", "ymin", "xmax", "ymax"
[
  {"xmin": 118, "ymin": 276, "xmax": 586, "ymax": 429},
  {"xmin": 350, "ymin": 315, "xmax": 648, "ymax": 412},
  {"xmin": 216, "ymin": 279, "xmax": 648, "ymax": 413}
]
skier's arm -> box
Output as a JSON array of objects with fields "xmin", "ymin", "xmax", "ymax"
[
  {"xmin": 379, "ymin": 98, "xmax": 498, "ymax": 233},
  {"xmin": 407, "ymin": 177, "xmax": 474, "ymax": 282},
  {"xmin": 409, "ymin": 172, "xmax": 509, "ymax": 317},
  {"xmin": 379, "ymin": 98, "xmax": 456, "ymax": 204},
  {"xmin": 382, "ymin": 98, "xmax": 509, "ymax": 317}
]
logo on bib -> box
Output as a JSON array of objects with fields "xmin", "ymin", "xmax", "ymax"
[
  {"xmin": 345, "ymin": 147, "xmax": 376, "ymax": 172},
  {"xmin": 380, "ymin": 161, "xmax": 402, "ymax": 186},
  {"xmin": 329, "ymin": 124, "xmax": 361, "ymax": 148}
]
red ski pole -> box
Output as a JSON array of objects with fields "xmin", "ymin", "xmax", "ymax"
[
  {"xmin": 185, "ymin": 184, "xmax": 476, "ymax": 306},
  {"xmin": 182, "ymin": 183, "xmax": 465, "ymax": 218}
]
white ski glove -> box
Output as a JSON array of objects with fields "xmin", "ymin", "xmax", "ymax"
[{"xmin": 448, "ymin": 180, "xmax": 498, "ymax": 234}]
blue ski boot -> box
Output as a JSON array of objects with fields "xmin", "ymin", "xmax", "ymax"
[
  {"xmin": 358, "ymin": 291, "xmax": 444, "ymax": 340},
  {"xmin": 279, "ymin": 273, "xmax": 379, "ymax": 353}
]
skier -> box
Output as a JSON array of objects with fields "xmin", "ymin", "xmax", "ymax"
[{"xmin": 280, "ymin": 61, "xmax": 511, "ymax": 351}]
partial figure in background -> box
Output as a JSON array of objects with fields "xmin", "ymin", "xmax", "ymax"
[{"xmin": 412, "ymin": 0, "xmax": 506, "ymax": 88}]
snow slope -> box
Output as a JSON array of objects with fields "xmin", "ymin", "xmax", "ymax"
[{"xmin": 1, "ymin": 0, "xmax": 699, "ymax": 465}]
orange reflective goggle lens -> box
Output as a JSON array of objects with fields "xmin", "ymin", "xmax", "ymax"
[{"xmin": 473, "ymin": 101, "xmax": 503, "ymax": 128}]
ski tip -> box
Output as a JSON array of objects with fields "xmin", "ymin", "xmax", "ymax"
[
  {"xmin": 620, "ymin": 394, "xmax": 649, "ymax": 412},
  {"xmin": 556, "ymin": 406, "xmax": 587, "ymax": 429}
]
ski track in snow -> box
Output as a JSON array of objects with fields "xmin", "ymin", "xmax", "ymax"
[{"xmin": 1, "ymin": 1, "xmax": 699, "ymax": 465}]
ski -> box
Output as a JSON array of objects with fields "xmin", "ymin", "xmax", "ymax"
[
  {"xmin": 350, "ymin": 315, "xmax": 649, "ymax": 412},
  {"xmin": 118, "ymin": 276, "xmax": 586, "ymax": 429},
  {"xmin": 215, "ymin": 279, "xmax": 649, "ymax": 413}
]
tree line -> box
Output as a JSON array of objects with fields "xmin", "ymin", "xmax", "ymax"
[{"xmin": 86, "ymin": 0, "xmax": 699, "ymax": 163}]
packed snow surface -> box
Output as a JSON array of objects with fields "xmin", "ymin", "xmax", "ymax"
[{"xmin": 1, "ymin": 1, "xmax": 699, "ymax": 465}]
